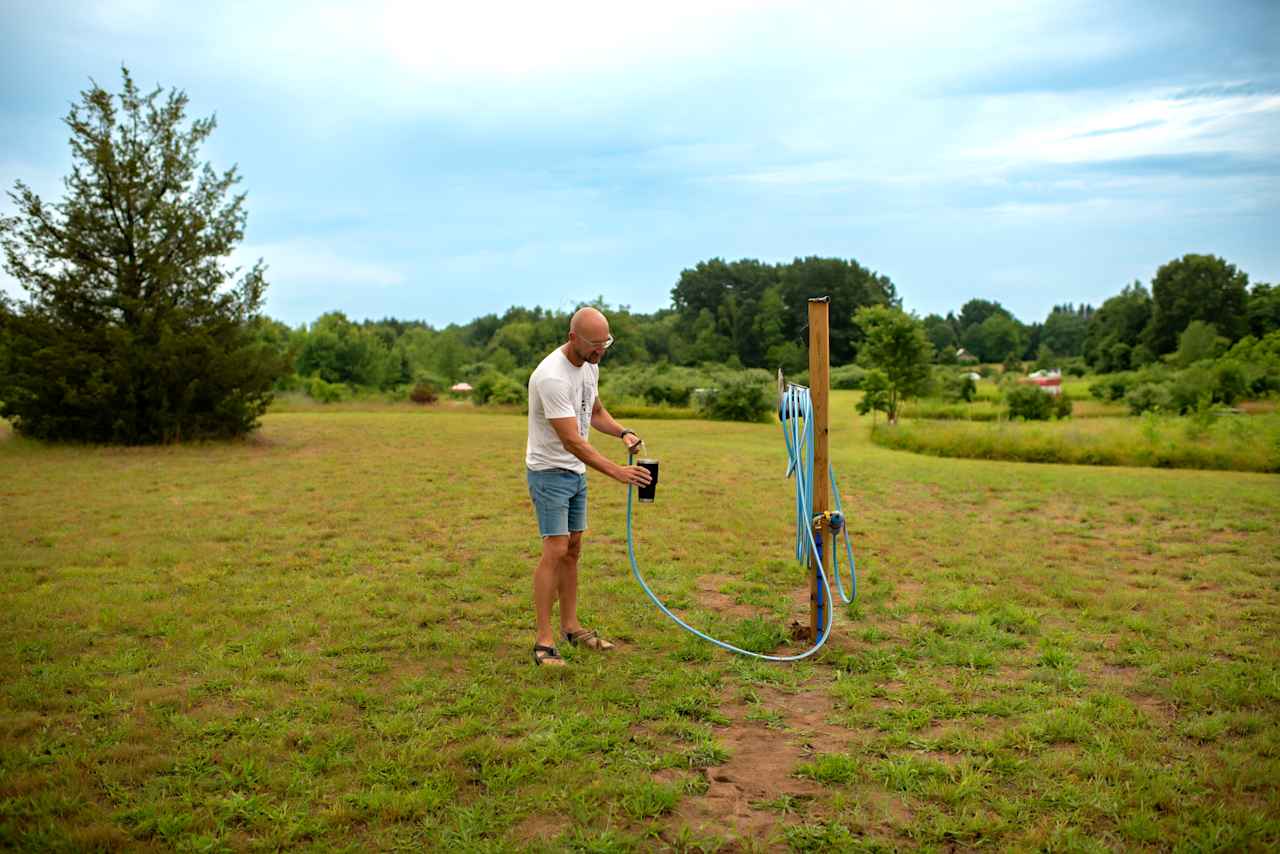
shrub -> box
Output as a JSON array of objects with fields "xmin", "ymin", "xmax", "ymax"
[
  {"xmin": 274, "ymin": 372, "xmax": 304, "ymax": 392},
  {"xmin": 1089, "ymin": 372, "xmax": 1136, "ymax": 402},
  {"xmin": 1053, "ymin": 394, "xmax": 1074, "ymax": 419},
  {"xmin": 1125, "ymin": 383, "xmax": 1173, "ymax": 415},
  {"xmin": 409, "ymin": 383, "xmax": 438, "ymax": 405},
  {"xmin": 1005, "ymin": 384, "xmax": 1054, "ymax": 420},
  {"xmin": 643, "ymin": 377, "xmax": 692, "ymax": 406},
  {"xmin": 472, "ymin": 371, "xmax": 525, "ymax": 406},
  {"xmin": 1062, "ymin": 358, "xmax": 1088, "ymax": 377},
  {"xmin": 1168, "ymin": 366, "xmax": 1215, "ymax": 414},
  {"xmin": 698, "ymin": 376, "xmax": 773, "ymax": 422},
  {"xmin": 1213, "ymin": 360, "xmax": 1248, "ymax": 406},
  {"xmin": 306, "ymin": 375, "xmax": 348, "ymax": 404},
  {"xmin": 939, "ymin": 371, "xmax": 977, "ymax": 403},
  {"xmin": 830, "ymin": 364, "xmax": 868, "ymax": 390}
]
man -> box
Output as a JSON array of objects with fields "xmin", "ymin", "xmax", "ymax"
[{"xmin": 525, "ymin": 307, "xmax": 652, "ymax": 667}]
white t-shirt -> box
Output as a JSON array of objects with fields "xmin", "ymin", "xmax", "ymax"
[{"xmin": 526, "ymin": 347, "xmax": 598, "ymax": 473}]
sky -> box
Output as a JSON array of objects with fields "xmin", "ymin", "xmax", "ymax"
[{"xmin": 2, "ymin": 0, "xmax": 1277, "ymax": 328}]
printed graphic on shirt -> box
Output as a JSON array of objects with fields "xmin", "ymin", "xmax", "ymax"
[{"xmin": 577, "ymin": 381, "xmax": 593, "ymax": 438}]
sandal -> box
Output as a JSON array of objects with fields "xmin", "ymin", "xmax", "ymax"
[
  {"xmin": 564, "ymin": 629, "xmax": 615, "ymax": 651},
  {"xmin": 533, "ymin": 644, "xmax": 564, "ymax": 667}
]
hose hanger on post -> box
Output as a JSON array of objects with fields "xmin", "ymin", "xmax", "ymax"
[{"xmin": 623, "ymin": 381, "xmax": 858, "ymax": 661}]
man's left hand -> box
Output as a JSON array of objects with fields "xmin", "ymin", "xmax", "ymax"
[{"xmin": 622, "ymin": 432, "xmax": 643, "ymax": 453}]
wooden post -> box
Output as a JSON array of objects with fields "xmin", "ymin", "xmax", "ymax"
[{"xmin": 808, "ymin": 297, "xmax": 831, "ymax": 643}]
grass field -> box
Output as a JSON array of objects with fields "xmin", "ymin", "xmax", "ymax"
[{"xmin": 2, "ymin": 391, "xmax": 1279, "ymax": 851}]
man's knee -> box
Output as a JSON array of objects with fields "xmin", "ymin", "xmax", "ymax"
[
  {"xmin": 542, "ymin": 535, "xmax": 570, "ymax": 562},
  {"xmin": 565, "ymin": 532, "xmax": 583, "ymax": 561}
]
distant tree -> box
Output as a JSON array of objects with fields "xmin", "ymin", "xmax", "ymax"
[
  {"xmin": 778, "ymin": 256, "xmax": 898, "ymax": 364},
  {"xmin": 922, "ymin": 313, "xmax": 957, "ymax": 356},
  {"xmin": 1248, "ymin": 283, "xmax": 1280, "ymax": 338},
  {"xmin": 1041, "ymin": 303, "xmax": 1091, "ymax": 357},
  {"xmin": 1022, "ymin": 321, "xmax": 1043, "ymax": 361},
  {"xmin": 1084, "ymin": 282, "xmax": 1152, "ymax": 371},
  {"xmin": 957, "ymin": 299, "xmax": 1011, "ymax": 337},
  {"xmin": 296, "ymin": 311, "xmax": 398, "ymax": 388},
  {"xmin": 856, "ymin": 368, "xmax": 892, "ymax": 424},
  {"xmin": 0, "ymin": 68, "xmax": 283, "ymax": 442},
  {"xmin": 1175, "ymin": 320, "xmax": 1226, "ymax": 367},
  {"xmin": 853, "ymin": 306, "xmax": 933, "ymax": 424},
  {"xmin": 964, "ymin": 313, "xmax": 1026, "ymax": 363},
  {"xmin": 1145, "ymin": 254, "xmax": 1249, "ymax": 355}
]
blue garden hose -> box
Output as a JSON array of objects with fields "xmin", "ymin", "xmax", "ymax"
[{"xmin": 623, "ymin": 383, "xmax": 857, "ymax": 661}]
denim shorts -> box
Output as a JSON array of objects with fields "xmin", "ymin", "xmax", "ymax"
[{"xmin": 527, "ymin": 468, "xmax": 588, "ymax": 538}]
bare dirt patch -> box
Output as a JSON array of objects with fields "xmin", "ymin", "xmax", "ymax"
[
  {"xmin": 694, "ymin": 573, "xmax": 766, "ymax": 620},
  {"xmin": 513, "ymin": 812, "xmax": 571, "ymax": 845},
  {"xmin": 664, "ymin": 682, "xmax": 857, "ymax": 848}
]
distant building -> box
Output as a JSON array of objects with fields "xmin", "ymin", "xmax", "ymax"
[
  {"xmin": 956, "ymin": 348, "xmax": 979, "ymax": 364},
  {"xmin": 1026, "ymin": 369, "xmax": 1062, "ymax": 396}
]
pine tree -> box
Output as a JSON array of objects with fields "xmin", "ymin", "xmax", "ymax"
[{"xmin": 0, "ymin": 68, "xmax": 284, "ymax": 442}]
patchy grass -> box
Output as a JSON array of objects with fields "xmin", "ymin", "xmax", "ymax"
[
  {"xmin": 1, "ymin": 391, "xmax": 1278, "ymax": 850},
  {"xmin": 873, "ymin": 411, "xmax": 1280, "ymax": 473}
]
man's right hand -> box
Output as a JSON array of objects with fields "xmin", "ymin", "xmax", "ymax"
[{"xmin": 616, "ymin": 464, "xmax": 653, "ymax": 487}]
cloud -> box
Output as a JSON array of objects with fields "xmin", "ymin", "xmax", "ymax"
[
  {"xmin": 1072, "ymin": 119, "xmax": 1166, "ymax": 139},
  {"xmin": 966, "ymin": 88, "xmax": 1280, "ymax": 167},
  {"xmin": 236, "ymin": 239, "xmax": 406, "ymax": 288}
]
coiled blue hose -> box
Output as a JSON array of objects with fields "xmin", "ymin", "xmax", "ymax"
[{"xmin": 623, "ymin": 383, "xmax": 857, "ymax": 661}]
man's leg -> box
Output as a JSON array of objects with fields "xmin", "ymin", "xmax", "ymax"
[
  {"xmin": 558, "ymin": 531, "xmax": 583, "ymax": 635},
  {"xmin": 534, "ymin": 535, "xmax": 569, "ymax": 652}
]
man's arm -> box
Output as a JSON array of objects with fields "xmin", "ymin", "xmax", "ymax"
[
  {"xmin": 591, "ymin": 397, "xmax": 642, "ymax": 453},
  {"xmin": 549, "ymin": 417, "xmax": 650, "ymax": 486}
]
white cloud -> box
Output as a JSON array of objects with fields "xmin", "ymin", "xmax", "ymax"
[
  {"xmin": 968, "ymin": 89, "xmax": 1280, "ymax": 166},
  {"xmin": 236, "ymin": 239, "xmax": 406, "ymax": 288}
]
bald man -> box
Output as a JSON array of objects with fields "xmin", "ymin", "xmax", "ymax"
[{"xmin": 525, "ymin": 307, "xmax": 652, "ymax": 667}]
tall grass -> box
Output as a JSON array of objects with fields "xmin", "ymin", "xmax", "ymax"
[
  {"xmin": 900, "ymin": 397, "xmax": 1125, "ymax": 421},
  {"xmin": 873, "ymin": 412, "xmax": 1280, "ymax": 472}
]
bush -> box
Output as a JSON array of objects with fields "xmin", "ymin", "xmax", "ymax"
[
  {"xmin": 306, "ymin": 375, "xmax": 349, "ymax": 404},
  {"xmin": 471, "ymin": 371, "xmax": 525, "ymax": 406},
  {"xmin": 1005, "ymin": 384, "xmax": 1054, "ymax": 420},
  {"xmin": 408, "ymin": 371, "xmax": 445, "ymax": 405},
  {"xmin": 698, "ymin": 376, "xmax": 773, "ymax": 422},
  {"xmin": 409, "ymin": 383, "xmax": 438, "ymax": 405},
  {"xmin": 1168, "ymin": 366, "xmax": 1215, "ymax": 414},
  {"xmin": 1089, "ymin": 372, "xmax": 1137, "ymax": 402},
  {"xmin": 1213, "ymin": 360, "xmax": 1248, "ymax": 406},
  {"xmin": 1062, "ymin": 358, "xmax": 1088, "ymax": 377},
  {"xmin": 1125, "ymin": 383, "xmax": 1174, "ymax": 415},
  {"xmin": 938, "ymin": 371, "xmax": 977, "ymax": 403},
  {"xmin": 642, "ymin": 377, "xmax": 692, "ymax": 406},
  {"xmin": 1053, "ymin": 394, "xmax": 1074, "ymax": 419},
  {"xmin": 830, "ymin": 364, "xmax": 868, "ymax": 390}
]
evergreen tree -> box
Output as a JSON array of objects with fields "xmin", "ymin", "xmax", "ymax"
[{"xmin": 0, "ymin": 68, "xmax": 282, "ymax": 442}]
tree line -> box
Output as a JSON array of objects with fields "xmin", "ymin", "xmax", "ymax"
[{"xmin": 254, "ymin": 252, "xmax": 1277, "ymax": 395}]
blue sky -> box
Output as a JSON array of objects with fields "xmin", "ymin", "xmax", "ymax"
[{"xmin": 2, "ymin": 0, "xmax": 1277, "ymax": 328}]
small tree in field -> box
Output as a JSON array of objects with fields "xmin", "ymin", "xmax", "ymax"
[
  {"xmin": 0, "ymin": 68, "xmax": 284, "ymax": 443},
  {"xmin": 856, "ymin": 368, "xmax": 891, "ymax": 425},
  {"xmin": 854, "ymin": 306, "xmax": 933, "ymax": 424}
]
